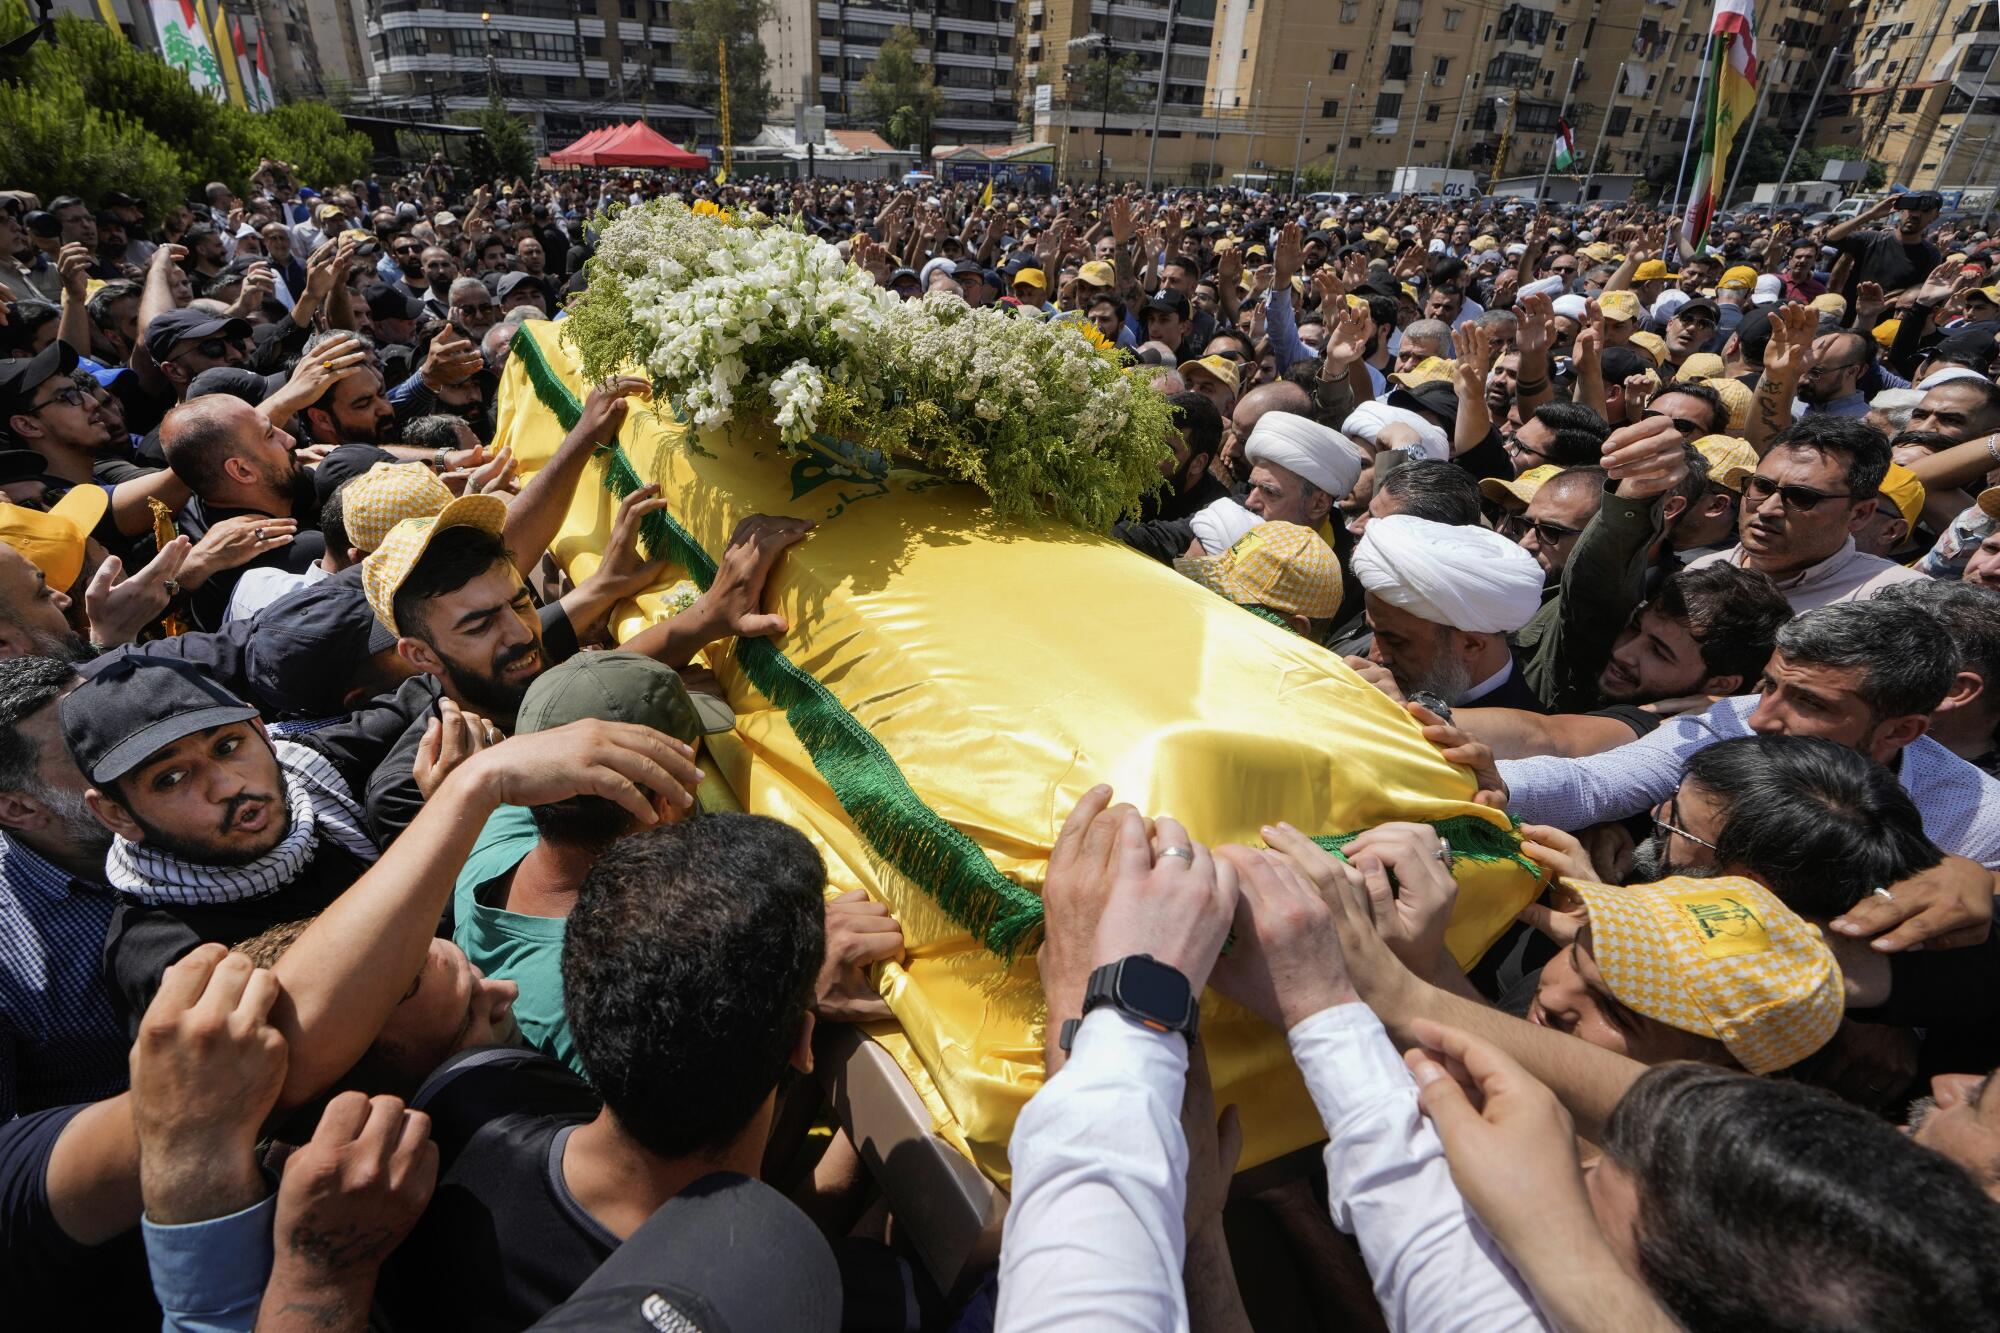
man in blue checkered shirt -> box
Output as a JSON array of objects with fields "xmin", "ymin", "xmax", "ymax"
[{"xmin": 0, "ymin": 656, "xmax": 128, "ymax": 1119}]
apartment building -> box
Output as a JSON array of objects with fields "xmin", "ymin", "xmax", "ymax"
[
  {"xmin": 764, "ymin": 0, "xmax": 1019, "ymax": 145},
  {"xmin": 361, "ymin": 0, "xmax": 711, "ymax": 148},
  {"xmin": 1825, "ymin": 0, "xmax": 1999, "ymax": 191}
]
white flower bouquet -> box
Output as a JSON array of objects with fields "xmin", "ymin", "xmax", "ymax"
[{"xmin": 564, "ymin": 199, "xmax": 1172, "ymax": 529}]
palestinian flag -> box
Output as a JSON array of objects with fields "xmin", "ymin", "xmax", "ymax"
[
  {"xmin": 1681, "ymin": 0, "xmax": 1759, "ymax": 256},
  {"xmin": 1552, "ymin": 119, "xmax": 1577, "ymax": 171}
]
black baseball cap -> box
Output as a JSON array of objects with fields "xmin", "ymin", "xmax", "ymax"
[
  {"xmin": 142, "ymin": 308, "xmax": 251, "ymax": 362},
  {"xmin": 362, "ymin": 283, "xmax": 422, "ymax": 323},
  {"xmin": 102, "ymin": 190, "xmax": 141, "ymax": 209},
  {"xmin": 1672, "ymin": 297, "xmax": 1721, "ymax": 325},
  {"xmin": 1143, "ymin": 289, "xmax": 1191, "ymax": 320},
  {"xmin": 1899, "ymin": 190, "xmax": 1944, "ymax": 213},
  {"xmin": 496, "ymin": 271, "xmax": 545, "ymax": 303},
  {"xmin": 62, "ymin": 655, "xmax": 262, "ymax": 785},
  {"xmin": 1601, "ymin": 344, "xmax": 1655, "ymax": 380},
  {"xmin": 1387, "ymin": 378, "xmax": 1460, "ymax": 424},
  {"xmin": 244, "ymin": 568, "xmax": 398, "ymax": 719},
  {"xmin": 525, "ymin": 1173, "xmax": 839, "ymax": 1333},
  {"xmin": 0, "ymin": 449, "xmax": 48, "ymax": 486},
  {"xmin": 187, "ymin": 366, "xmax": 282, "ymax": 406},
  {"xmin": 312, "ymin": 444, "xmax": 399, "ymax": 507},
  {"xmin": 951, "ymin": 259, "xmax": 984, "ymax": 281},
  {"xmin": 0, "ymin": 341, "xmax": 78, "ymax": 420}
]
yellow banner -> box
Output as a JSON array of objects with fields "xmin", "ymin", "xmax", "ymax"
[
  {"xmin": 494, "ymin": 320, "xmax": 1542, "ymax": 1187},
  {"xmin": 205, "ymin": 0, "xmax": 250, "ymax": 109}
]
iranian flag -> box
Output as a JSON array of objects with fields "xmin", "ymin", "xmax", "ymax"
[
  {"xmin": 148, "ymin": 0, "xmax": 227, "ymax": 99},
  {"xmin": 1552, "ymin": 119, "xmax": 1577, "ymax": 171},
  {"xmin": 1680, "ymin": 0, "xmax": 1759, "ymax": 256}
]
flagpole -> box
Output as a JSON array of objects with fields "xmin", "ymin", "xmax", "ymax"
[
  {"xmin": 1538, "ymin": 56, "xmax": 1582, "ymax": 203},
  {"xmin": 1777, "ymin": 46, "xmax": 1842, "ymax": 190},
  {"xmin": 1937, "ymin": 8, "xmax": 1998, "ymax": 189},
  {"xmin": 1582, "ymin": 64, "xmax": 1625, "ymax": 203},
  {"xmin": 1720, "ymin": 54, "xmax": 1774, "ymax": 210},
  {"xmin": 1670, "ymin": 26, "xmax": 1719, "ymax": 260}
]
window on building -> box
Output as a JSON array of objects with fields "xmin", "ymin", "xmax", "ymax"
[
  {"xmin": 1444, "ymin": 7, "xmax": 1462, "ymax": 29},
  {"xmin": 1385, "ymin": 45, "xmax": 1413, "ymax": 78},
  {"xmin": 1349, "ymin": 135, "xmax": 1363, "ymax": 146},
  {"xmin": 1554, "ymin": 21, "xmax": 1567, "ymax": 46},
  {"xmin": 1901, "ymin": 87, "xmax": 1924, "ymax": 111},
  {"xmin": 1330, "ymin": 50, "xmax": 1349, "ymax": 70},
  {"xmin": 1322, "ymin": 98, "xmax": 1341, "ymax": 116},
  {"xmin": 1606, "ymin": 104, "xmax": 1630, "ymax": 136},
  {"xmin": 1376, "ymin": 90, "xmax": 1403, "ymax": 117},
  {"xmin": 1435, "ymin": 55, "xmax": 1450, "ymax": 77},
  {"xmin": 1673, "ymin": 75, "xmax": 1686, "ymax": 93},
  {"xmin": 1339, "ymin": 2, "xmax": 1359, "ymax": 20},
  {"xmin": 1393, "ymin": 0, "xmax": 1422, "ymax": 32},
  {"xmin": 1426, "ymin": 102, "xmax": 1441, "ymax": 120}
]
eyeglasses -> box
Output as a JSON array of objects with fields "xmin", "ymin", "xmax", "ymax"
[
  {"xmin": 169, "ymin": 335, "xmax": 247, "ymax": 362},
  {"xmin": 1802, "ymin": 361, "xmax": 1859, "ymax": 379},
  {"xmin": 1743, "ymin": 474, "xmax": 1854, "ymax": 511},
  {"xmin": 1643, "ymin": 407, "xmax": 1703, "ymax": 437},
  {"xmin": 392, "ymin": 243, "xmax": 421, "ymax": 256},
  {"xmin": 1653, "ymin": 797, "xmax": 1719, "ymax": 852},
  {"xmin": 453, "ymin": 302, "xmax": 500, "ymax": 320},
  {"xmin": 27, "ymin": 386, "xmax": 87, "ymax": 413}
]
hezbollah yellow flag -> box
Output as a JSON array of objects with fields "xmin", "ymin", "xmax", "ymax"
[
  {"xmin": 204, "ymin": 0, "xmax": 250, "ymax": 108},
  {"xmin": 95, "ymin": 0, "xmax": 124, "ymax": 31},
  {"xmin": 980, "ymin": 177, "xmax": 994, "ymax": 208},
  {"xmin": 494, "ymin": 320, "xmax": 1544, "ymax": 1186}
]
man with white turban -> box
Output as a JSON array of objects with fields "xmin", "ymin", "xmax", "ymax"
[
  {"xmin": 1350, "ymin": 514, "xmax": 1549, "ymax": 711},
  {"xmin": 1243, "ymin": 411, "xmax": 1366, "ymax": 536}
]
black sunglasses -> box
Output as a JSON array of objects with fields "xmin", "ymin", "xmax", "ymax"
[
  {"xmin": 1643, "ymin": 407, "xmax": 1704, "ymax": 437},
  {"xmin": 171, "ymin": 335, "xmax": 247, "ymax": 361},
  {"xmin": 1743, "ymin": 474, "xmax": 1854, "ymax": 511}
]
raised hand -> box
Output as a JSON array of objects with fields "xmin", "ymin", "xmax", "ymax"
[
  {"xmin": 1514, "ymin": 291, "xmax": 1555, "ymax": 361},
  {"xmin": 1600, "ymin": 414, "xmax": 1689, "ymax": 498},
  {"xmin": 418, "ymin": 333, "xmax": 485, "ymax": 391},
  {"xmin": 84, "ymin": 536, "xmax": 191, "ymax": 647},
  {"xmin": 1761, "ymin": 302, "xmax": 1817, "ymax": 382},
  {"xmin": 1272, "ymin": 221, "xmax": 1303, "ymax": 285}
]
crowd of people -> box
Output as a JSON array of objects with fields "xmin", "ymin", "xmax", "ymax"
[{"xmin": 1, "ymin": 151, "xmax": 1999, "ymax": 1331}]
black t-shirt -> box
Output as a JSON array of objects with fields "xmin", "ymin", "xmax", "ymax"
[
  {"xmin": 0, "ymin": 1105, "xmax": 158, "ymax": 1328},
  {"xmin": 176, "ymin": 483, "xmax": 327, "ymax": 632},
  {"xmin": 1837, "ymin": 230, "xmax": 1942, "ymax": 302},
  {"xmin": 379, "ymin": 1046, "xmax": 608, "ymax": 1332},
  {"xmin": 1592, "ymin": 703, "xmax": 1663, "ymax": 740}
]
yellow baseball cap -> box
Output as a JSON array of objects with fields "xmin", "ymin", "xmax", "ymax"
[
  {"xmin": 340, "ymin": 461, "xmax": 452, "ymax": 554},
  {"xmin": 1694, "ymin": 434, "xmax": 1759, "ymax": 490},
  {"xmin": 1878, "ymin": 462, "xmax": 1925, "ymax": 529},
  {"xmin": 1808, "ymin": 292, "xmax": 1848, "ymax": 317},
  {"xmin": 1630, "ymin": 331, "xmax": 1669, "ymax": 365},
  {"xmin": 1469, "ymin": 235, "xmax": 1499, "ymax": 253},
  {"xmin": 1363, "ymin": 227, "xmax": 1391, "ymax": 244},
  {"xmin": 1579, "ymin": 242, "xmax": 1615, "ymax": 262},
  {"xmin": 1173, "ymin": 521, "xmax": 1341, "ymax": 619},
  {"xmin": 1389, "ymin": 356, "xmax": 1456, "ymax": 389},
  {"xmin": 1871, "ymin": 318, "xmax": 1901, "ymax": 348},
  {"xmin": 1178, "ymin": 355, "xmax": 1240, "ymax": 393},
  {"xmin": 1980, "ymin": 484, "xmax": 2000, "ymax": 521},
  {"xmin": 1966, "ymin": 285, "xmax": 2000, "ymax": 306},
  {"xmin": 1478, "ymin": 463, "xmax": 1563, "ymax": 513},
  {"xmin": 1701, "ymin": 376, "xmax": 1752, "ymax": 434},
  {"xmin": 1678, "ymin": 352, "xmax": 1726, "ymax": 380},
  {"xmin": 362, "ymin": 494, "xmax": 509, "ymax": 636},
  {"xmin": 1011, "ymin": 267, "xmax": 1047, "ymax": 291},
  {"xmin": 1568, "ymin": 876, "xmax": 1844, "ymax": 1075},
  {"xmin": 0, "ymin": 485, "xmax": 106, "ymax": 592},
  {"xmin": 1598, "ymin": 289, "xmax": 1643, "ymax": 323},
  {"xmin": 1076, "ymin": 260, "xmax": 1116, "ymax": 288},
  {"xmin": 1718, "ymin": 264, "xmax": 1758, "ymax": 291},
  {"xmin": 1632, "ymin": 259, "xmax": 1679, "ymax": 282}
]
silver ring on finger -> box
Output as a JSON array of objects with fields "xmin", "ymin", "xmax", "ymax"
[
  {"xmin": 1436, "ymin": 837, "xmax": 1453, "ymax": 865},
  {"xmin": 253, "ymin": 527, "xmax": 265, "ymax": 541},
  {"xmin": 1873, "ymin": 886, "xmax": 1895, "ymax": 903},
  {"xmin": 1158, "ymin": 845, "xmax": 1194, "ymax": 865}
]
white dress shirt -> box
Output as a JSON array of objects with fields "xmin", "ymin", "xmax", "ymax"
[
  {"xmin": 996, "ymin": 1009, "xmax": 1192, "ymax": 1331},
  {"xmin": 1499, "ymin": 695, "xmax": 2000, "ymax": 867},
  {"xmin": 1291, "ymin": 1003, "xmax": 1547, "ymax": 1332},
  {"xmin": 1685, "ymin": 538, "xmax": 1923, "ymax": 612}
]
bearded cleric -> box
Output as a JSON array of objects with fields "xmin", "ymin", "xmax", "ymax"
[
  {"xmin": 1351, "ymin": 513, "xmax": 1549, "ymax": 710},
  {"xmin": 60, "ymin": 655, "xmax": 386, "ymax": 1028}
]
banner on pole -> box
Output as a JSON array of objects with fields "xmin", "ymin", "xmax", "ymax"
[
  {"xmin": 1681, "ymin": 0, "xmax": 1759, "ymax": 255},
  {"xmin": 149, "ymin": 0, "xmax": 227, "ymax": 99}
]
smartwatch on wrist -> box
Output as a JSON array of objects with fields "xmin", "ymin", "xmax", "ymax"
[{"xmin": 1057, "ymin": 953, "xmax": 1198, "ymax": 1054}]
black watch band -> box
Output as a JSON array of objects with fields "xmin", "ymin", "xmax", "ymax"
[{"xmin": 1056, "ymin": 953, "xmax": 1198, "ymax": 1054}]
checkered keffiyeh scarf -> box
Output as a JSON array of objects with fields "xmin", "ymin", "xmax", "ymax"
[{"xmin": 106, "ymin": 740, "xmax": 380, "ymax": 906}]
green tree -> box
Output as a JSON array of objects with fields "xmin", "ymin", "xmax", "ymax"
[
  {"xmin": 860, "ymin": 27, "xmax": 944, "ymax": 153},
  {"xmin": 1069, "ymin": 50, "xmax": 1147, "ymax": 115},
  {"xmin": 0, "ymin": 77, "xmax": 185, "ymax": 218},
  {"xmin": 683, "ymin": 0, "xmax": 773, "ymax": 149},
  {"xmin": 452, "ymin": 97, "xmax": 536, "ymax": 182},
  {"xmin": 263, "ymin": 102, "xmax": 372, "ymax": 184}
]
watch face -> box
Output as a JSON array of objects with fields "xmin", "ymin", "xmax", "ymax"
[{"xmin": 1114, "ymin": 954, "xmax": 1194, "ymax": 1027}]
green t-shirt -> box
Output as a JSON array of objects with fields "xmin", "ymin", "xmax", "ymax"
[{"xmin": 452, "ymin": 805, "xmax": 583, "ymax": 1078}]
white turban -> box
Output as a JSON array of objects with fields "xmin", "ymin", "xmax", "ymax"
[
  {"xmin": 1917, "ymin": 365, "xmax": 1993, "ymax": 391},
  {"xmin": 1552, "ymin": 294, "xmax": 1588, "ymax": 321},
  {"xmin": 1518, "ymin": 274, "xmax": 1566, "ymax": 300},
  {"xmin": 1189, "ymin": 497, "xmax": 1263, "ymax": 555},
  {"xmin": 1342, "ymin": 401, "xmax": 1451, "ymax": 463},
  {"xmin": 1350, "ymin": 514, "xmax": 1544, "ymax": 634},
  {"xmin": 1244, "ymin": 411, "xmax": 1366, "ymax": 499},
  {"xmin": 919, "ymin": 256, "xmax": 957, "ymax": 288}
]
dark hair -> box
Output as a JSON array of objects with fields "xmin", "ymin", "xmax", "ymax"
[
  {"xmin": 1603, "ymin": 1063, "xmax": 2000, "ymax": 1331},
  {"xmin": 1376, "ymin": 459, "xmax": 1482, "ymax": 525},
  {"xmin": 1735, "ymin": 307, "xmax": 1773, "ymax": 365},
  {"xmin": 1162, "ymin": 252, "xmax": 1198, "ymax": 276},
  {"xmin": 1685, "ymin": 734, "xmax": 1942, "ymax": 916},
  {"xmin": 1653, "ymin": 379, "xmax": 1727, "ymax": 436},
  {"xmin": 0, "ymin": 656, "xmax": 81, "ymax": 794},
  {"xmin": 1770, "ymin": 414, "xmax": 1892, "ymax": 496},
  {"xmin": 1650, "ymin": 563, "xmax": 1790, "ymax": 686},
  {"xmin": 1532, "ymin": 400, "xmax": 1610, "ymax": 443},
  {"xmin": 46, "ymin": 195, "xmax": 87, "ymax": 216},
  {"xmin": 319, "ymin": 488, "xmax": 349, "ymax": 555},
  {"xmin": 400, "ymin": 414, "xmax": 467, "ymax": 453},
  {"xmin": 85, "ymin": 280, "xmax": 140, "ymax": 329},
  {"xmin": 1774, "ymin": 598, "xmax": 1957, "ymax": 721},
  {"xmin": 1872, "ymin": 580, "xmax": 2000, "ymax": 702},
  {"xmin": 1668, "ymin": 444, "xmax": 1710, "ymax": 512},
  {"xmin": 562, "ymin": 814, "xmax": 825, "ymax": 1159},
  {"xmin": 390, "ymin": 524, "xmax": 511, "ymax": 643},
  {"xmin": 1165, "ymin": 390, "xmax": 1223, "ymax": 463}
]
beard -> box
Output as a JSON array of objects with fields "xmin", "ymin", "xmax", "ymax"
[
  {"xmin": 1400, "ymin": 652, "xmax": 1477, "ymax": 707},
  {"xmin": 1629, "ymin": 833, "xmax": 1721, "ymax": 883},
  {"xmin": 27, "ymin": 623, "xmax": 93, "ymax": 664},
  {"xmin": 444, "ymin": 634, "xmax": 544, "ymax": 721},
  {"xmin": 131, "ymin": 788, "xmax": 290, "ymax": 865},
  {"xmin": 27, "ymin": 779, "xmax": 112, "ymax": 856}
]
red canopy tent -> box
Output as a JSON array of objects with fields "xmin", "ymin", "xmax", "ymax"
[
  {"xmin": 584, "ymin": 121, "xmax": 710, "ymax": 170},
  {"xmin": 549, "ymin": 123, "xmax": 624, "ymax": 165}
]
